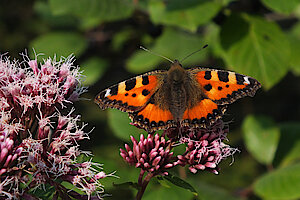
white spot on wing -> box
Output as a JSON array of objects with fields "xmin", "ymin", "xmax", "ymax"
[
  {"xmin": 104, "ymin": 89, "xmax": 111, "ymax": 97},
  {"xmin": 244, "ymin": 76, "xmax": 250, "ymax": 84}
]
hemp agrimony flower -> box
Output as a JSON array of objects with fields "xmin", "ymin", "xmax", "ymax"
[
  {"xmin": 0, "ymin": 54, "xmax": 111, "ymax": 199},
  {"xmin": 120, "ymin": 120, "xmax": 237, "ymax": 200}
]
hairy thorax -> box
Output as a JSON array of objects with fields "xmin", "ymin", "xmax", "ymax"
[{"xmin": 153, "ymin": 61, "xmax": 206, "ymax": 121}]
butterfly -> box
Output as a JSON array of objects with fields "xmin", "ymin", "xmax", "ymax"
[{"xmin": 95, "ymin": 60, "xmax": 261, "ymax": 132}]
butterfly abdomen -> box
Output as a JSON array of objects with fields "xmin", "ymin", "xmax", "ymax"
[
  {"xmin": 168, "ymin": 82, "xmax": 186, "ymax": 121},
  {"xmin": 165, "ymin": 62, "xmax": 189, "ymax": 121}
]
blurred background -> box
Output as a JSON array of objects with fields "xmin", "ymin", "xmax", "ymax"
[{"xmin": 1, "ymin": 0, "xmax": 300, "ymax": 199}]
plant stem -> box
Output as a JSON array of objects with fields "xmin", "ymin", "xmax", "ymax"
[
  {"xmin": 135, "ymin": 173, "xmax": 153, "ymax": 200},
  {"xmin": 138, "ymin": 169, "xmax": 145, "ymax": 185}
]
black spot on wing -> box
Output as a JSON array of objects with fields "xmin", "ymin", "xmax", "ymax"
[
  {"xmin": 217, "ymin": 71, "xmax": 229, "ymax": 82},
  {"xmin": 110, "ymin": 85, "xmax": 118, "ymax": 96},
  {"xmin": 142, "ymin": 76, "xmax": 149, "ymax": 85},
  {"xmin": 158, "ymin": 121, "xmax": 165, "ymax": 127},
  {"xmin": 150, "ymin": 121, "xmax": 157, "ymax": 128},
  {"xmin": 204, "ymin": 71, "xmax": 212, "ymax": 80},
  {"xmin": 125, "ymin": 79, "xmax": 136, "ymax": 91},
  {"xmin": 142, "ymin": 89, "xmax": 150, "ymax": 96},
  {"xmin": 204, "ymin": 84, "xmax": 212, "ymax": 91},
  {"xmin": 235, "ymin": 74, "xmax": 245, "ymax": 85},
  {"xmin": 249, "ymin": 77, "xmax": 256, "ymax": 85}
]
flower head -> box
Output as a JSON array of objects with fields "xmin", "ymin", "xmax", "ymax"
[
  {"xmin": 120, "ymin": 134, "xmax": 177, "ymax": 176},
  {"xmin": 121, "ymin": 120, "xmax": 237, "ymax": 178},
  {"xmin": 0, "ymin": 133, "xmax": 22, "ymax": 176},
  {"xmin": 174, "ymin": 120, "xmax": 237, "ymax": 174},
  {"xmin": 121, "ymin": 120, "xmax": 238, "ymax": 200},
  {"xmin": 0, "ymin": 54, "xmax": 108, "ymax": 199}
]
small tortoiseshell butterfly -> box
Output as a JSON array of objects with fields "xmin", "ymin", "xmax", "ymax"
[{"xmin": 95, "ymin": 60, "xmax": 261, "ymax": 132}]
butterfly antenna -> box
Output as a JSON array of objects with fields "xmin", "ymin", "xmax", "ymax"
[
  {"xmin": 180, "ymin": 44, "xmax": 208, "ymax": 63},
  {"xmin": 139, "ymin": 46, "xmax": 174, "ymax": 63}
]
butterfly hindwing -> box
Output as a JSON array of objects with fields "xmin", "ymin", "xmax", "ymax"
[
  {"xmin": 129, "ymin": 100, "xmax": 176, "ymax": 132},
  {"xmin": 95, "ymin": 70, "xmax": 165, "ymax": 112},
  {"xmin": 188, "ymin": 68, "xmax": 261, "ymax": 105},
  {"xmin": 182, "ymin": 99, "xmax": 227, "ymax": 128}
]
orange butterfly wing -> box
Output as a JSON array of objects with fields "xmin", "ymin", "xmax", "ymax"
[
  {"xmin": 95, "ymin": 70, "xmax": 165, "ymax": 112},
  {"xmin": 181, "ymin": 99, "xmax": 226, "ymax": 127},
  {"xmin": 128, "ymin": 102, "xmax": 175, "ymax": 132},
  {"xmin": 95, "ymin": 70, "xmax": 176, "ymax": 132},
  {"xmin": 180, "ymin": 68, "xmax": 261, "ymax": 127},
  {"xmin": 189, "ymin": 68, "xmax": 261, "ymax": 104}
]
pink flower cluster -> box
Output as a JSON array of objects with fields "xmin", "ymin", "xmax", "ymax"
[
  {"xmin": 176, "ymin": 120, "xmax": 237, "ymax": 174},
  {"xmin": 120, "ymin": 134, "xmax": 176, "ymax": 176},
  {"xmin": 120, "ymin": 120, "xmax": 237, "ymax": 177},
  {"xmin": 0, "ymin": 132, "xmax": 22, "ymax": 176},
  {"xmin": 0, "ymin": 54, "xmax": 108, "ymax": 199}
]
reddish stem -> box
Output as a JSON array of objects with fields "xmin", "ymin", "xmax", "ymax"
[
  {"xmin": 135, "ymin": 173, "xmax": 153, "ymax": 200},
  {"xmin": 138, "ymin": 169, "xmax": 145, "ymax": 185}
]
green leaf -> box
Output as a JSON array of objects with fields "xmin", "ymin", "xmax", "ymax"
[
  {"xmin": 289, "ymin": 22, "xmax": 300, "ymax": 75},
  {"xmin": 254, "ymin": 163, "xmax": 300, "ymax": 200},
  {"xmin": 92, "ymin": 146, "xmax": 141, "ymax": 187},
  {"xmin": 62, "ymin": 181, "xmax": 85, "ymax": 195},
  {"xmin": 80, "ymin": 57, "xmax": 108, "ymax": 86},
  {"xmin": 190, "ymin": 180, "xmax": 243, "ymax": 200},
  {"xmin": 49, "ymin": 0, "xmax": 134, "ymax": 28},
  {"xmin": 204, "ymin": 23, "xmax": 226, "ymax": 59},
  {"xmin": 163, "ymin": 173, "xmax": 198, "ymax": 196},
  {"xmin": 288, "ymin": 35, "xmax": 300, "ymax": 75},
  {"xmin": 111, "ymin": 29, "xmax": 134, "ymax": 51},
  {"xmin": 107, "ymin": 109, "xmax": 145, "ymax": 141},
  {"xmin": 34, "ymin": 1, "xmax": 77, "ymax": 29},
  {"xmin": 280, "ymin": 141, "xmax": 300, "ymax": 167},
  {"xmin": 261, "ymin": 0, "xmax": 300, "ymax": 15},
  {"xmin": 220, "ymin": 14, "xmax": 290, "ymax": 90},
  {"xmin": 30, "ymin": 32, "xmax": 87, "ymax": 58},
  {"xmin": 148, "ymin": 0, "xmax": 222, "ymax": 32},
  {"xmin": 242, "ymin": 115, "xmax": 280, "ymax": 165},
  {"xmin": 30, "ymin": 183, "xmax": 56, "ymax": 199},
  {"xmin": 126, "ymin": 28, "xmax": 207, "ymax": 73},
  {"xmin": 113, "ymin": 182, "xmax": 139, "ymax": 190},
  {"xmin": 156, "ymin": 176, "xmax": 171, "ymax": 188},
  {"xmin": 274, "ymin": 122, "xmax": 300, "ymax": 167},
  {"xmin": 143, "ymin": 184, "xmax": 194, "ymax": 200}
]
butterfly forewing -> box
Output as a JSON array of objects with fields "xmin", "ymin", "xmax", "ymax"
[
  {"xmin": 188, "ymin": 68, "xmax": 261, "ymax": 105},
  {"xmin": 94, "ymin": 70, "xmax": 165, "ymax": 112}
]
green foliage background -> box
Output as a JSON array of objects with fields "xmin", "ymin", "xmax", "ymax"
[{"xmin": 1, "ymin": 0, "xmax": 300, "ymax": 199}]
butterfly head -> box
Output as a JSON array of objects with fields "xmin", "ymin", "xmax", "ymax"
[{"xmin": 168, "ymin": 60, "xmax": 186, "ymax": 84}]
